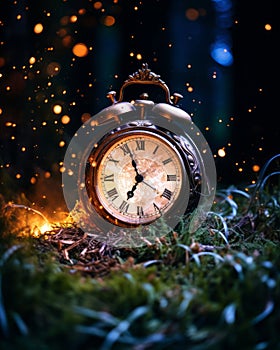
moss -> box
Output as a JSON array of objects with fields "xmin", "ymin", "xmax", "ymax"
[{"xmin": 1, "ymin": 163, "xmax": 280, "ymax": 349}]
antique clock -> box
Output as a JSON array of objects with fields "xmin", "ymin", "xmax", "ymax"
[{"xmin": 62, "ymin": 64, "xmax": 216, "ymax": 246}]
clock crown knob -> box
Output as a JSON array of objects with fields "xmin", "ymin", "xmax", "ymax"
[
  {"xmin": 106, "ymin": 90, "xmax": 117, "ymax": 104},
  {"xmin": 172, "ymin": 92, "xmax": 184, "ymax": 106}
]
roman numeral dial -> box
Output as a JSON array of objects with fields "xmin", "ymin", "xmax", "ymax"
[{"xmin": 92, "ymin": 131, "xmax": 184, "ymax": 226}]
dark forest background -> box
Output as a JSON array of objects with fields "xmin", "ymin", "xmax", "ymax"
[{"xmin": 0, "ymin": 0, "xmax": 277, "ymax": 214}]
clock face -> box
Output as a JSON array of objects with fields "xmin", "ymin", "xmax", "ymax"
[{"xmin": 86, "ymin": 129, "xmax": 186, "ymax": 226}]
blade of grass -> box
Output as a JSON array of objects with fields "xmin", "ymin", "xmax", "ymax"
[{"xmin": 100, "ymin": 306, "xmax": 149, "ymax": 350}]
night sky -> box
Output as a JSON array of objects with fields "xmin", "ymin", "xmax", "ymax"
[{"xmin": 0, "ymin": 0, "xmax": 277, "ymax": 214}]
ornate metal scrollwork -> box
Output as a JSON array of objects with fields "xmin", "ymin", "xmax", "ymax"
[{"xmin": 117, "ymin": 63, "xmax": 173, "ymax": 104}]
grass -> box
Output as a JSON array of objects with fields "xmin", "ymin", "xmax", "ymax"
[{"xmin": 0, "ymin": 154, "xmax": 280, "ymax": 349}]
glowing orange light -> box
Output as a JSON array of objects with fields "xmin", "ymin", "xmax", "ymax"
[
  {"xmin": 53, "ymin": 104, "xmax": 63, "ymax": 114},
  {"xmin": 218, "ymin": 149, "xmax": 226, "ymax": 157},
  {"xmin": 72, "ymin": 43, "xmax": 89, "ymax": 57},
  {"xmin": 78, "ymin": 8, "xmax": 86, "ymax": 15},
  {"xmin": 30, "ymin": 177, "xmax": 37, "ymax": 184},
  {"xmin": 93, "ymin": 1, "xmax": 103, "ymax": 10},
  {"xmin": 34, "ymin": 23, "xmax": 44, "ymax": 34},
  {"xmin": 136, "ymin": 53, "xmax": 142, "ymax": 60},
  {"xmin": 61, "ymin": 115, "xmax": 70, "ymax": 124},
  {"xmin": 32, "ymin": 222, "xmax": 53, "ymax": 237},
  {"xmin": 103, "ymin": 16, "xmax": 115, "ymax": 26},
  {"xmin": 186, "ymin": 8, "xmax": 199, "ymax": 21},
  {"xmin": 29, "ymin": 56, "xmax": 36, "ymax": 64},
  {"xmin": 39, "ymin": 223, "xmax": 53, "ymax": 234},
  {"xmin": 264, "ymin": 23, "xmax": 272, "ymax": 31},
  {"xmin": 252, "ymin": 164, "xmax": 260, "ymax": 172},
  {"xmin": 70, "ymin": 15, "xmax": 78, "ymax": 23},
  {"xmin": 44, "ymin": 172, "xmax": 51, "ymax": 179}
]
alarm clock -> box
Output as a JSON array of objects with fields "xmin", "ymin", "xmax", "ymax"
[{"xmin": 62, "ymin": 64, "xmax": 216, "ymax": 247}]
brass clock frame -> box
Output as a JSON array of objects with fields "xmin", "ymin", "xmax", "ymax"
[{"xmin": 85, "ymin": 122, "xmax": 201, "ymax": 228}]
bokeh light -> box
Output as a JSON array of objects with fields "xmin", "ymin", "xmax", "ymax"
[
  {"xmin": 34, "ymin": 23, "xmax": 44, "ymax": 34},
  {"xmin": 72, "ymin": 43, "xmax": 89, "ymax": 57},
  {"xmin": 0, "ymin": 0, "xmax": 276, "ymax": 206},
  {"xmin": 103, "ymin": 15, "xmax": 115, "ymax": 27},
  {"xmin": 61, "ymin": 115, "xmax": 71, "ymax": 124},
  {"xmin": 53, "ymin": 105, "xmax": 63, "ymax": 114}
]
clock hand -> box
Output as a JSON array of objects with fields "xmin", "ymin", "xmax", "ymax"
[
  {"xmin": 127, "ymin": 185, "xmax": 137, "ymax": 199},
  {"xmin": 142, "ymin": 180, "xmax": 157, "ymax": 191},
  {"xmin": 132, "ymin": 159, "xmax": 137, "ymax": 172},
  {"xmin": 127, "ymin": 173, "xmax": 144, "ymax": 200},
  {"xmin": 130, "ymin": 155, "xmax": 160, "ymax": 197},
  {"xmin": 131, "ymin": 159, "xmax": 143, "ymax": 179},
  {"xmin": 126, "ymin": 153, "xmax": 146, "ymax": 199},
  {"xmin": 125, "ymin": 148, "xmax": 138, "ymax": 173}
]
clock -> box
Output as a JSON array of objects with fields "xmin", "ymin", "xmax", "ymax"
[
  {"xmin": 85, "ymin": 122, "xmax": 200, "ymax": 228},
  {"xmin": 62, "ymin": 63, "xmax": 216, "ymax": 246}
]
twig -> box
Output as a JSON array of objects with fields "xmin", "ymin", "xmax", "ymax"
[{"xmin": 5, "ymin": 203, "xmax": 50, "ymax": 224}]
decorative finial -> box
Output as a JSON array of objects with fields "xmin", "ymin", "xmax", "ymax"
[
  {"xmin": 172, "ymin": 92, "xmax": 184, "ymax": 105},
  {"xmin": 106, "ymin": 91, "xmax": 117, "ymax": 104}
]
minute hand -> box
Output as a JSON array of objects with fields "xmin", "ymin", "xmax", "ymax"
[{"xmin": 132, "ymin": 159, "xmax": 139, "ymax": 175}]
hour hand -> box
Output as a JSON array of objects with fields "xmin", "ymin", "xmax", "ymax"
[
  {"xmin": 127, "ymin": 183, "xmax": 137, "ymax": 200},
  {"xmin": 127, "ymin": 190, "xmax": 134, "ymax": 199}
]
